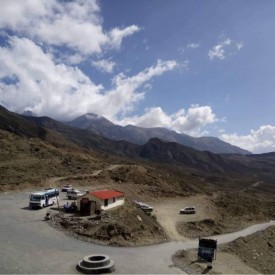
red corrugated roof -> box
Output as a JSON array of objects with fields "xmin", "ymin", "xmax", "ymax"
[{"xmin": 90, "ymin": 190, "xmax": 125, "ymax": 200}]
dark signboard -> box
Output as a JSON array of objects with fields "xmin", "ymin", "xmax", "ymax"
[
  {"xmin": 198, "ymin": 247, "xmax": 215, "ymax": 261},
  {"xmin": 198, "ymin": 238, "xmax": 217, "ymax": 261}
]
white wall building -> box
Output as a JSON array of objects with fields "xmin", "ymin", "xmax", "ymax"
[{"xmin": 77, "ymin": 190, "xmax": 125, "ymax": 215}]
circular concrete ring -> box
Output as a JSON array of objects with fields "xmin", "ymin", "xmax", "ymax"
[
  {"xmin": 77, "ymin": 254, "xmax": 115, "ymax": 274},
  {"xmin": 82, "ymin": 255, "xmax": 110, "ymax": 268}
]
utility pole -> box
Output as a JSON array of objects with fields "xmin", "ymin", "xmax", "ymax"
[{"xmin": 55, "ymin": 189, "xmax": 60, "ymax": 214}]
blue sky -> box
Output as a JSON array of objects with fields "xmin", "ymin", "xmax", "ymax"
[{"xmin": 0, "ymin": 0, "xmax": 274, "ymax": 153}]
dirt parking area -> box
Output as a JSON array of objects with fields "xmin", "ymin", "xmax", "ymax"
[
  {"xmin": 50, "ymin": 188, "xmax": 219, "ymax": 245},
  {"xmin": 2, "ymin": 186, "xmax": 274, "ymax": 274},
  {"xmin": 150, "ymin": 195, "xmax": 218, "ymax": 241}
]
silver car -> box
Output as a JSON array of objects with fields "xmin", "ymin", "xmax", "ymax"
[{"xmin": 179, "ymin": 206, "xmax": 196, "ymax": 214}]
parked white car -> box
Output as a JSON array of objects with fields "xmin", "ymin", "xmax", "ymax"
[
  {"xmin": 62, "ymin": 184, "xmax": 73, "ymax": 192},
  {"xmin": 180, "ymin": 206, "xmax": 196, "ymax": 214},
  {"xmin": 66, "ymin": 189, "xmax": 84, "ymax": 200}
]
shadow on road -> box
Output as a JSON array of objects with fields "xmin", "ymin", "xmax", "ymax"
[
  {"xmin": 50, "ymin": 206, "xmax": 63, "ymax": 212},
  {"xmin": 21, "ymin": 206, "xmax": 36, "ymax": 211},
  {"xmin": 202, "ymin": 267, "xmax": 211, "ymax": 274}
]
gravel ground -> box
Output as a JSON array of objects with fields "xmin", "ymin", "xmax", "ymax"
[
  {"xmin": 221, "ymin": 226, "xmax": 275, "ymax": 274},
  {"xmin": 172, "ymin": 249, "xmax": 259, "ymax": 274},
  {"xmin": 150, "ymin": 195, "xmax": 218, "ymax": 241},
  {"xmin": 1, "ymin": 189, "xmax": 274, "ymax": 274},
  {"xmin": 0, "ymin": 190, "xmax": 184, "ymax": 274}
]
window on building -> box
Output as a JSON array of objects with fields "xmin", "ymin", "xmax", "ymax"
[{"xmin": 113, "ymin": 197, "xmax": 116, "ymax": 203}]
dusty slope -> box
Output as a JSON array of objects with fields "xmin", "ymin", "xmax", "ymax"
[
  {"xmin": 173, "ymin": 226, "xmax": 275, "ymax": 274},
  {"xmin": 221, "ymin": 225, "xmax": 275, "ymax": 274},
  {"xmin": 172, "ymin": 249, "xmax": 259, "ymax": 274},
  {"xmin": 43, "ymin": 165, "xmax": 275, "ymax": 250},
  {"xmin": 0, "ymin": 130, "xmax": 103, "ymax": 189}
]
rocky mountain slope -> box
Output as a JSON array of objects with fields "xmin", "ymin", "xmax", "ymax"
[
  {"xmin": 20, "ymin": 114, "xmax": 268, "ymax": 178},
  {"xmin": 0, "ymin": 105, "xmax": 47, "ymax": 139},
  {"xmin": 7, "ymin": 107, "xmax": 275, "ymax": 177},
  {"xmin": 1, "ymin": 105, "xmax": 275, "ymax": 188},
  {"xmin": 67, "ymin": 113, "xmax": 250, "ymax": 154}
]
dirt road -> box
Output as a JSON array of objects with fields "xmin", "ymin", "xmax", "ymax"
[
  {"xmin": 0, "ymin": 190, "xmax": 274, "ymax": 274},
  {"xmin": 0, "ymin": 191, "xmax": 184, "ymax": 274},
  {"xmin": 151, "ymin": 195, "xmax": 218, "ymax": 241}
]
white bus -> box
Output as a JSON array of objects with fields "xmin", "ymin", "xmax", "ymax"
[{"xmin": 29, "ymin": 188, "xmax": 59, "ymax": 209}]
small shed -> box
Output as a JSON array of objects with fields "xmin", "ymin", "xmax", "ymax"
[{"xmin": 77, "ymin": 190, "xmax": 125, "ymax": 215}]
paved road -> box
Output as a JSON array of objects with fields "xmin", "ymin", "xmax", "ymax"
[{"xmin": 0, "ymin": 191, "xmax": 274, "ymax": 274}]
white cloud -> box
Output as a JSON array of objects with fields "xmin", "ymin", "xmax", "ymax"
[
  {"xmin": 0, "ymin": 36, "xmax": 177, "ymax": 121},
  {"xmin": 208, "ymin": 39, "xmax": 231, "ymax": 60},
  {"xmin": 63, "ymin": 53, "xmax": 85, "ymax": 65},
  {"xmin": 143, "ymin": 83, "xmax": 152, "ymax": 90},
  {"xmin": 0, "ymin": 36, "xmax": 103, "ymax": 118},
  {"xmin": 0, "ymin": 1, "xmax": 219, "ymax": 138},
  {"xmin": 179, "ymin": 60, "xmax": 190, "ymax": 72},
  {"xmin": 187, "ymin": 43, "xmax": 200, "ymax": 49},
  {"xmin": 111, "ymin": 59, "xmax": 177, "ymax": 88},
  {"xmin": 104, "ymin": 59, "xmax": 178, "ymax": 118},
  {"xmin": 92, "ymin": 59, "xmax": 116, "ymax": 73},
  {"xmin": 236, "ymin": 42, "xmax": 244, "ymax": 51},
  {"xmin": 220, "ymin": 125, "xmax": 275, "ymax": 153},
  {"xmin": 208, "ymin": 38, "xmax": 243, "ymax": 60},
  {"xmin": 108, "ymin": 25, "xmax": 140, "ymax": 50},
  {"xmin": 177, "ymin": 43, "xmax": 199, "ymax": 55},
  {"xmin": 0, "ymin": 0, "xmax": 140, "ymax": 56},
  {"xmin": 118, "ymin": 105, "xmax": 217, "ymax": 136}
]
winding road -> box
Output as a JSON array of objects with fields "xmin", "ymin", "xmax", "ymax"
[{"xmin": 0, "ymin": 191, "xmax": 274, "ymax": 274}]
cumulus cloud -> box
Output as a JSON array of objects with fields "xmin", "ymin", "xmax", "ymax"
[
  {"xmin": 118, "ymin": 105, "xmax": 217, "ymax": 136},
  {"xmin": 105, "ymin": 59, "xmax": 178, "ymax": 118},
  {"xmin": 91, "ymin": 59, "xmax": 116, "ymax": 73},
  {"xmin": 208, "ymin": 38, "xmax": 243, "ymax": 60},
  {"xmin": 0, "ymin": 0, "xmax": 220, "ymax": 138},
  {"xmin": 0, "ymin": 36, "xmax": 177, "ymax": 121},
  {"xmin": 0, "ymin": 36, "xmax": 102, "ymax": 118},
  {"xmin": 0, "ymin": 0, "xmax": 140, "ymax": 57},
  {"xmin": 220, "ymin": 125, "xmax": 275, "ymax": 153}
]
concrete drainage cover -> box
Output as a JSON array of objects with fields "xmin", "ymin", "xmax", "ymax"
[{"xmin": 77, "ymin": 254, "xmax": 115, "ymax": 274}]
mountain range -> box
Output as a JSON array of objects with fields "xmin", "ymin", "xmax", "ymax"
[
  {"xmin": 66, "ymin": 113, "xmax": 250, "ymax": 155},
  {"xmin": 1, "ymin": 105, "xmax": 274, "ymax": 185}
]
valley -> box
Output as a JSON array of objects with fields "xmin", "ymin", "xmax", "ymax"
[{"xmin": 0, "ymin": 105, "xmax": 275, "ymax": 273}]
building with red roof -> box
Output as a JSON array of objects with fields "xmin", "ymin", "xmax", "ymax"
[
  {"xmin": 90, "ymin": 190, "xmax": 124, "ymax": 200},
  {"xmin": 76, "ymin": 189, "xmax": 125, "ymax": 215}
]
